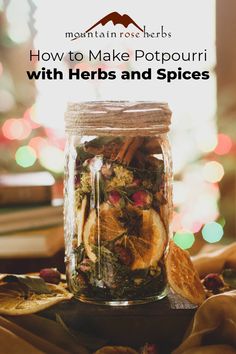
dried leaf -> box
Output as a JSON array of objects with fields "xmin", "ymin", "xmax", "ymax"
[{"xmin": 2, "ymin": 275, "xmax": 52, "ymax": 295}]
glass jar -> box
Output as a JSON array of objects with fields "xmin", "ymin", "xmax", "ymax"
[{"xmin": 64, "ymin": 101, "xmax": 172, "ymax": 305}]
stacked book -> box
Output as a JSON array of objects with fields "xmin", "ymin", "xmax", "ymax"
[{"xmin": 0, "ymin": 172, "xmax": 64, "ymax": 258}]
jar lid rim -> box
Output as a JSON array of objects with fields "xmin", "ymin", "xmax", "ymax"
[
  {"xmin": 67, "ymin": 100, "xmax": 169, "ymax": 109},
  {"xmin": 65, "ymin": 101, "xmax": 172, "ymax": 135}
]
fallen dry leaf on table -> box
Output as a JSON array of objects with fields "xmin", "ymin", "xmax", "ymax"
[
  {"xmin": 0, "ymin": 275, "xmax": 72, "ymax": 315},
  {"xmin": 166, "ymin": 240, "xmax": 206, "ymax": 305}
]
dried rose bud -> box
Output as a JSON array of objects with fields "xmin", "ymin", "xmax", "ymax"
[
  {"xmin": 203, "ymin": 273, "xmax": 224, "ymax": 292},
  {"xmin": 108, "ymin": 191, "xmax": 125, "ymax": 208},
  {"xmin": 39, "ymin": 268, "xmax": 61, "ymax": 284},
  {"xmin": 140, "ymin": 343, "xmax": 159, "ymax": 354},
  {"xmin": 114, "ymin": 245, "xmax": 133, "ymax": 266},
  {"xmin": 131, "ymin": 190, "xmax": 152, "ymax": 209},
  {"xmin": 101, "ymin": 163, "xmax": 113, "ymax": 178}
]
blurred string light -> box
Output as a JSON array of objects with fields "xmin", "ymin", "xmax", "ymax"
[
  {"xmin": 173, "ymin": 181, "xmax": 188, "ymax": 205},
  {"xmin": 172, "ymin": 212, "xmax": 183, "ymax": 232},
  {"xmin": 173, "ymin": 164, "xmax": 220, "ymax": 237},
  {"xmin": 15, "ymin": 146, "xmax": 36, "ymax": 168},
  {"xmin": 29, "ymin": 137, "xmax": 48, "ymax": 156},
  {"xmin": 196, "ymin": 129, "xmax": 218, "ymax": 153},
  {"xmin": 214, "ymin": 134, "xmax": 233, "ymax": 155},
  {"xmin": 2, "ymin": 118, "xmax": 32, "ymax": 140},
  {"xmin": 218, "ymin": 217, "xmax": 226, "ymax": 228},
  {"xmin": 39, "ymin": 146, "xmax": 64, "ymax": 173},
  {"xmin": 6, "ymin": 0, "xmax": 30, "ymax": 43},
  {"xmin": 182, "ymin": 219, "xmax": 203, "ymax": 233},
  {"xmin": 202, "ymin": 221, "xmax": 224, "ymax": 243},
  {"xmin": 203, "ymin": 161, "xmax": 224, "ymax": 183},
  {"xmin": 44, "ymin": 127, "xmax": 66, "ymax": 150},
  {"xmin": 173, "ymin": 231, "xmax": 195, "ymax": 250},
  {"xmin": 23, "ymin": 107, "xmax": 41, "ymax": 129}
]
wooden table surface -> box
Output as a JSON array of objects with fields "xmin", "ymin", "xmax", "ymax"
[{"xmin": 42, "ymin": 291, "xmax": 196, "ymax": 353}]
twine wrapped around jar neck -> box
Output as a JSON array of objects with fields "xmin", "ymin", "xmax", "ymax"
[{"xmin": 65, "ymin": 101, "xmax": 171, "ymax": 136}]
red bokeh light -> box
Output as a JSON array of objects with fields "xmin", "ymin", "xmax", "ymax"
[
  {"xmin": 214, "ymin": 134, "xmax": 233, "ymax": 155},
  {"xmin": 2, "ymin": 118, "xmax": 32, "ymax": 140},
  {"xmin": 28, "ymin": 136, "xmax": 48, "ymax": 156}
]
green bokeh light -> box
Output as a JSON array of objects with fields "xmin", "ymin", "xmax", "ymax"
[
  {"xmin": 218, "ymin": 217, "xmax": 226, "ymax": 228},
  {"xmin": 173, "ymin": 231, "xmax": 195, "ymax": 250},
  {"xmin": 15, "ymin": 146, "xmax": 36, "ymax": 168},
  {"xmin": 202, "ymin": 222, "xmax": 224, "ymax": 243}
]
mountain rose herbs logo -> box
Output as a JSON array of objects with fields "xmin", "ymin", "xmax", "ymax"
[
  {"xmin": 85, "ymin": 11, "xmax": 144, "ymax": 33},
  {"xmin": 66, "ymin": 11, "xmax": 171, "ymax": 40}
]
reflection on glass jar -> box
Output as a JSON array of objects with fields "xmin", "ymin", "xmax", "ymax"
[{"xmin": 64, "ymin": 102, "xmax": 173, "ymax": 305}]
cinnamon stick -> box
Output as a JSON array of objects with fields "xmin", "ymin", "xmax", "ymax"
[
  {"xmin": 116, "ymin": 137, "xmax": 144, "ymax": 165},
  {"xmin": 115, "ymin": 137, "xmax": 134, "ymax": 164},
  {"xmin": 123, "ymin": 137, "xmax": 144, "ymax": 165}
]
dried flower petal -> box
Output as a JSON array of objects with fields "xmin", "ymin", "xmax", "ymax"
[
  {"xmin": 108, "ymin": 191, "xmax": 125, "ymax": 208},
  {"xmin": 131, "ymin": 190, "xmax": 152, "ymax": 209},
  {"xmin": 39, "ymin": 268, "xmax": 61, "ymax": 285},
  {"xmin": 203, "ymin": 273, "xmax": 224, "ymax": 293}
]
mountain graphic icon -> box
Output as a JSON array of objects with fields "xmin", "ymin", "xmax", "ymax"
[{"xmin": 85, "ymin": 11, "xmax": 144, "ymax": 33}]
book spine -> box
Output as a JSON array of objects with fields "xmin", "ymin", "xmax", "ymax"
[{"xmin": 0, "ymin": 186, "xmax": 52, "ymax": 206}]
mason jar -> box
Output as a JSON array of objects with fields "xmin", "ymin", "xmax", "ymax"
[{"xmin": 64, "ymin": 101, "xmax": 172, "ymax": 305}]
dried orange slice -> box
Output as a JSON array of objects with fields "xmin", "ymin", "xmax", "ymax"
[
  {"xmin": 94, "ymin": 346, "xmax": 138, "ymax": 354},
  {"xmin": 165, "ymin": 240, "xmax": 206, "ymax": 305},
  {"xmin": 84, "ymin": 203, "xmax": 167, "ymax": 269},
  {"xmin": 0, "ymin": 282, "xmax": 72, "ymax": 315},
  {"xmin": 121, "ymin": 207, "xmax": 167, "ymax": 270},
  {"xmin": 83, "ymin": 203, "xmax": 126, "ymax": 262}
]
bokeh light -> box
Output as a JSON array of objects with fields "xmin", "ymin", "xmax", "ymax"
[
  {"xmin": 214, "ymin": 134, "xmax": 233, "ymax": 155},
  {"xmin": 189, "ymin": 221, "xmax": 203, "ymax": 233},
  {"xmin": 202, "ymin": 221, "xmax": 224, "ymax": 243},
  {"xmin": 203, "ymin": 161, "xmax": 224, "ymax": 183},
  {"xmin": 15, "ymin": 146, "xmax": 37, "ymax": 168},
  {"xmin": 173, "ymin": 231, "xmax": 195, "ymax": 250},
  {"xmin": 6, "ymin": 0, "xmax": 30, "ymax": 44},
  {"xmin": 172, "ymin": 212, "xmax": 183, "ymax": 232},
  {"xmin": 39, "ymin": 146, "xmax": 64, "ymax": 173},
  {"xmin": 8, "ymin": 24, "xmax": 30, "ymax": 43},
  {"xmin": 196, "ymin": 130, "xmax": 218, "ymax": 153},
  {"xmin": 29, "ymin": 137, "xmax": 48, "ymax": 156},
  {"xmin": 2, "ymin": 118, "xmax": 32, "ymax": 140},
  {"xmin": 218, "ymin": 217, "xmax": 226, "ymax": 228},
  {"xmin": 173, "ymin": 181, "xmax": 187, "ymax": 205},
  {"xmin": 23, "ymin": 108, "xmax": 41, "ymax": 129},
  {"xmin": 29, "ymin": 105, "xmax": 41, "ymax": 125}
]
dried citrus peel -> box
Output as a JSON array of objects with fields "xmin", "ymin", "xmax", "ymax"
[
  {"xmin": 83, "ymin": 203, "xmax": 167, "ymax": 269},
  {"xmin": 165, "ymin": 240, "xmax": 206, "ymax": 305},
  {"xmin": 0, "ymin": 277, "xmax": 72, "ymax": 315}
]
